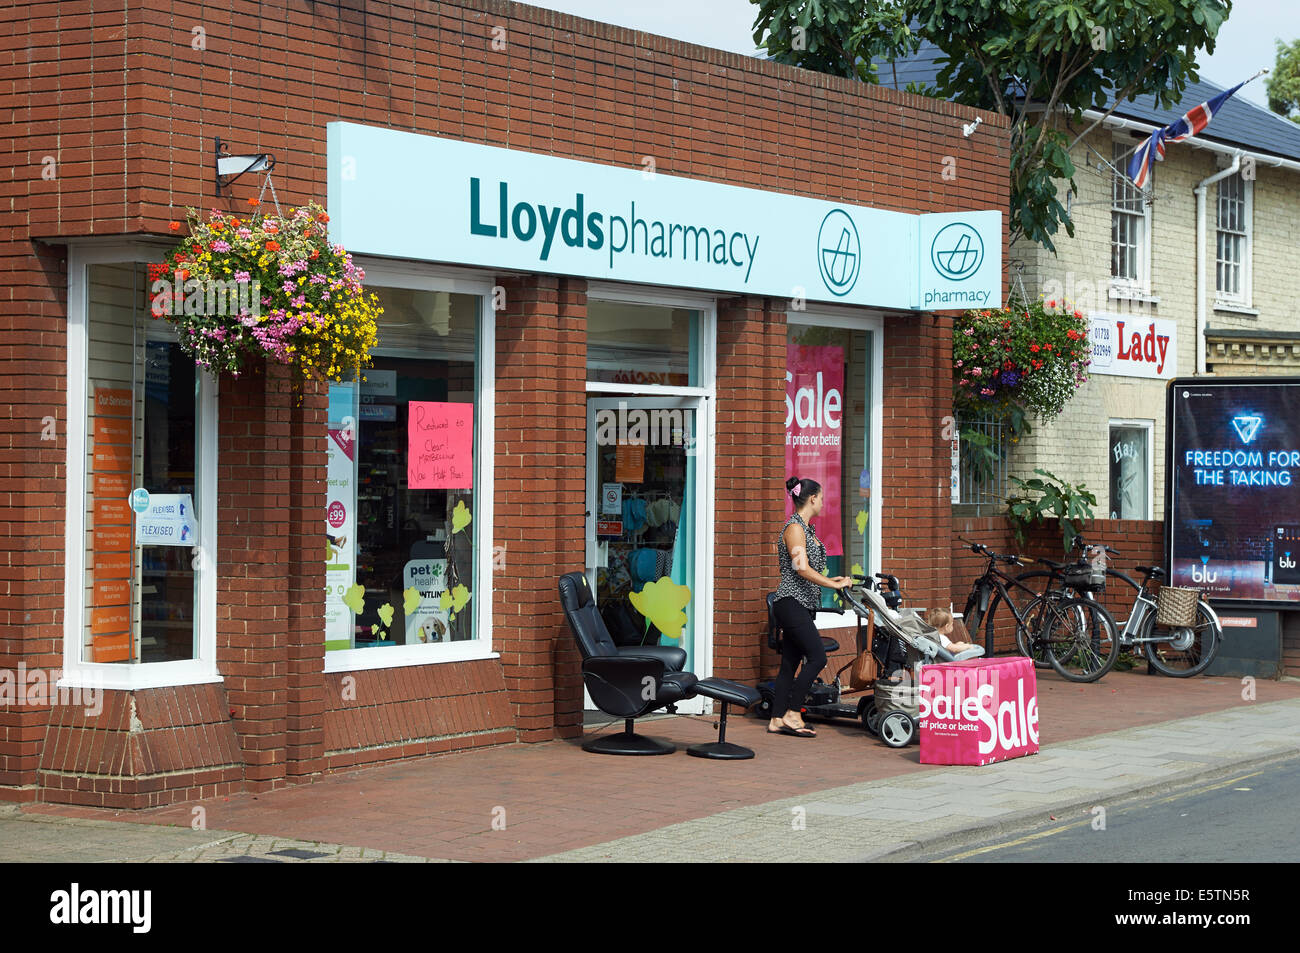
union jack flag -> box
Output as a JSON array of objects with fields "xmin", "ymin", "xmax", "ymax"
[{"xmin": 1126, "ymin": 80, "xmax": 1248, "ymax": 189}]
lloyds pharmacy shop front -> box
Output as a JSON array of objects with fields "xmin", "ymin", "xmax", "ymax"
[
  {"xmin": 312, "ymin": 122, "xmax": 1002, "ymax": 719},
  {"xmin": 62, "ymin": 120, "xmax": 1003, "ymax": 788}
]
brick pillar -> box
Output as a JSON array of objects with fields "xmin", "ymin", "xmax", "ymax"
[
  {"xmin": 0, "ymin": 242, "xmax": 67, "ymax": 803},
  {"xmin": 881, "ymin": 311, "xmax": 953, "ymax": 612},
  {"xmin": 493, "ymin": 275, "xmax": 587, "ymax": 742},
  {"xmin": 217, "ymin": 359, "xmax": 291, "ymax": 789},
  {"xmin": 285, "ymin": 377, "xmax": 327, "ymax": 780},
  {"xmin": 714, "ymin": 296, "xmax": 786, "ymax": 684}
]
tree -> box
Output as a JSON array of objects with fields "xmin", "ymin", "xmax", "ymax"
[
  {"xmin": 751, "ymin": 0, "xmax": 1233, "ymax": 254},
  {"xmin": 1267, "ymin": 38, "xmax": 1300, "ymax": 124}
]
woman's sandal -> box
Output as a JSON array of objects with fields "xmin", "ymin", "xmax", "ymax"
[{"xmin": 767, "ymin": 724, "xmax": 816, "ymax": 738}]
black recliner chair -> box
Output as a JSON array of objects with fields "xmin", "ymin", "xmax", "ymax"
[{"xmin": 558, "ymin": 572, "xmax": 760, "ymax": 759}]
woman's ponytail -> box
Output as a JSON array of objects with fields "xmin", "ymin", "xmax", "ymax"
[{"xmin": 787, "ymin": 476, "xmax": 821, "ymax": 505}]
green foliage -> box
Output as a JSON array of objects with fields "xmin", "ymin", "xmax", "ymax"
[
  {"xmin": 753, "ymin": 0, "xmax": 921, "ymax": 84},
  {"xmin": 958, "ymin": 425, "xmax": 999, "ymax": 483},
  {"xmin": 750, "ymin": 0, "xmax": 1232, "ymax": 253},
  {"xmin": 1267, "ymin": 38, "xmax": 1300, "ymax": 124},
  {"xmin": 1006, "ymin": 468, "xmax": 1097, "ymax": 553}
]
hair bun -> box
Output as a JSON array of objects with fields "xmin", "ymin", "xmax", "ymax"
[{"xmin": 785, "ymin": 476, "xmax": 800, "ymax": 492}]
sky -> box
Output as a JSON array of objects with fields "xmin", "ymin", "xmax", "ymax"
[{"xmin": 524, "ymin": 0, "xmax": 1298, "ymax": 110}]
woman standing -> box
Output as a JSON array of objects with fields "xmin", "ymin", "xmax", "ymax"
[{"xmin": 769, "ymin": 476, "xmax": 852, "ymax": 738}]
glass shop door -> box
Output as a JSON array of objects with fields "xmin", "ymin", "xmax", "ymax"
[{"xmin": 584, "ymin": 396, "xmax": 704, "ymax": 714}]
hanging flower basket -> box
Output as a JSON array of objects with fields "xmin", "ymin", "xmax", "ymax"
[
  {"xmin": 953, "ymin": 297, "xmax": 1091, "ymax": 427},
  {"xmin": 150, "ymin": 201, "xmax": 381, "ymax": 382}
]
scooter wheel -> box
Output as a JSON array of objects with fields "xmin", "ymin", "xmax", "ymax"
[
  {"xmin": 862, "ymin": 706, "xmax": 882, "ymax": 736},
  {"xmin": 755, "ymin": 687, "xmax": 774, "ymax": 718},
  {"xmin": 878, "ymin": 711, "xmax": 915, "ymax": 748}
]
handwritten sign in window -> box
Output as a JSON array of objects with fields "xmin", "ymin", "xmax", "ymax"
[{"xmin": 408, "ymin": 401, "xmax": 474, "ymax": 489}]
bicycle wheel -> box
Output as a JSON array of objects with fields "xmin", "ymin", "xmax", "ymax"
[
  {"xmin": 1141, "ymin": 601, "xmax": 1220, "ymax": 678},
  {"xmin": 982, "ymin": 569, "xmax": 1055, "ymax": 657},
  {"xmin": 1043, "ymin": 596, "xmax": 1119, "ymax": 683},
  {"xmin": 1079, "ymin": 569, "xmax": 1141, "ymax": 643},
  {"xmin": 1014, "ymin": 592, "xmax": 1059, "ymax": 668}
]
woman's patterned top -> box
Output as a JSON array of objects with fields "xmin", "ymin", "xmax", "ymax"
[{"xmin": 776, "ymin": 512, "xmax": 826, "ymax": 612}]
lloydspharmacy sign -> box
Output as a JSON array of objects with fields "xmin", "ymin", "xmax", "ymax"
[{"xmin": 327, "ymin": 122, "xmax": 1001, "ymax": 311}]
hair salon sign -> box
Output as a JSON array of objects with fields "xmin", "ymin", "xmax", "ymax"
[{"xmin": 1087, "ymin": 312, "xmax": 1177, "ymax": 380}]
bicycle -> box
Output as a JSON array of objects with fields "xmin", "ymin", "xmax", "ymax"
[
  {"xmin": 1000, "ymin": 534, "xmax": 1224, "ymax": 678},
  {"xmin": 958, "ymin": 538, "xmax": 1120, "ymax": 683}
]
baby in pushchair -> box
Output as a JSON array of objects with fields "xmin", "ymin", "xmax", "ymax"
[{"xmin": 845, "ymin": 584, "xmax": 985, "ymax": 747}]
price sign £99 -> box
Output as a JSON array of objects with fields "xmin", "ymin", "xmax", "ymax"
[{"xmin": 408, "ymin": 401, "xmax": 474, "ymax": 490}]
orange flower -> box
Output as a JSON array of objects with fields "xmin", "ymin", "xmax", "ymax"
[
  {"xmin": 248, "ymin": 197, "xmax": 259, "ymax": 207},
  {"xmin": 265, "ymin": 240, "xmax": 280, "ymax": 251},
  {"xmin": 168, "ymin": 221, "xmax": 180, "ymax": 231},
  {"xmin": 264, "ymin": 223, "xmax": 279, "ymax": 234}
]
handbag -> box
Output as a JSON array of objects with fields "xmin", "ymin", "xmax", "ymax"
[{"xmin": 849, "ymin": 609, "xmax": 879, "ymax": 689}]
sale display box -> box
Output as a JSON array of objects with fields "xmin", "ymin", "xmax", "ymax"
[{"xmin": 919, "ymin": 656, "xmax": 1039, "ymax": 766}]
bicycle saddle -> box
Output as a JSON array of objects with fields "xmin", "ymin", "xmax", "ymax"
[
  {"xmin": 1036, "ymin": 558, "xmax": 1067, "ymax": 570},
  {"xmin": 1135, "ymin": 565, "xmax": 1167, "ymax": 580}
]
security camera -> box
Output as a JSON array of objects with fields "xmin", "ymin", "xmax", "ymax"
[{"xmin": 962, "ymin": 117, "xmax": 982, "ymax": 137}]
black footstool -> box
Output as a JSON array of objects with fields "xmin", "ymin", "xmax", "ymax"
[{"xmin": 688, "ymin": 678, "xmax": 762, "ymax": 760}]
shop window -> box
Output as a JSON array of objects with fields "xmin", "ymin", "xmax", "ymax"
[
  {"xmin": 78, "ymin": 262, "xmax": 214, "ymax": 665},
  {"xmin": 786, "ymin": 322, "xmax": 876, "ymax": 608},
  {"xmin": 586, "ymin": 300, "xmax": 699, "ymax": 386},
  {"xmin": 1108, "ymin": 422, "xmax": 1151, "ymax": 520},
  {"xmin": 324, "ymin": 286, "xmax": 482, "ymax": 652}
]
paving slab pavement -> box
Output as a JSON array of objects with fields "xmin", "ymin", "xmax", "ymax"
[
  {"xmin": 529, "ymin": 697, "xmax": 1300, "ymax": 862},
  {"xmin": 6, "ymin": 670, "xmax": 1300, "ymax": 863}
]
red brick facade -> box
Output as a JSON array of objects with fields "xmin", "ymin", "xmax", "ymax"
[{"xmin": 1, "ymin": 0, "xmax": 1009, "ymax": 806}]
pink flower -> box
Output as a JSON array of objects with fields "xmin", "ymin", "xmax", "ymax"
[{"xmin": 234, "ymin": 270, "xmax": 251, "ymax": 283}]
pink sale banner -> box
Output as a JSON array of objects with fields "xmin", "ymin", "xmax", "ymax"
[{"xmin": 785, "ymin": 344, "xmax": 844, "ymax": 556}]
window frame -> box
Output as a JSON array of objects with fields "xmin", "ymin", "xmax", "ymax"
[
  {"xmin": 323, "ymin": 258, "xmax": 498, "ymax": 674},
  {"xmin": 786, "ymin": 306, "xmax": 885, "ymax": 631},
  {"xmin": 1107, "ymin": 418, "xmax": 1154, "ymax": 521},
  {"xmin": 1110, "ymin": 139, "xmax": 1153, "ymax": 297},
  {"xmin": 61, "ymin": 244, "xmax": 222, "ymax": 691},
  {"xmin": 1214, "ymin": 171, "xmax": 1253, "ymax": 308}
]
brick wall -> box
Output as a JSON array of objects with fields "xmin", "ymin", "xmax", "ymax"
[
  {"xmin": 714, "ymin": 296, "xmax": 787, "ymax": 685},
  {"xmin": 2, "ymin": 0, "xmax": 1009, "ymax": 802}
]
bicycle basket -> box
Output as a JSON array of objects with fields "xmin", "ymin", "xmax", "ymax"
[
  {"xmin": 1156, "ymin": 586, "xmax": 1199, "ymax": 628},
  {"xmin": 1062, "ymin": 561, "xmax": 1106, "ymax": 592}
]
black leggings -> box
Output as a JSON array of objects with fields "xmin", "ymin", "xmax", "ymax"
[{"xmin": 772, "ymin": 597, "xmax": 828, "ymax": 719}]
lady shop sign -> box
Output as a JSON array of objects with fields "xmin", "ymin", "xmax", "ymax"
[
  {"xmin": 1088, "ymin": 312, "xmax": 1176, "ymax": 380},
  {"xmin": 785, "ymin": 345, "xmax": 844, "ymax": 556},
  {"xmin": 918, "ymin": 657, "xmax": 1039, "ymax": 765}
]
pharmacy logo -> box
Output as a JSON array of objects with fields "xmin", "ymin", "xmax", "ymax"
[
  {"xmin": 930, "ymin": 222, "xmax": 983, "ymax": 281},
  {"xmin": 817, "ymin": 209, "xmax": 860, "ymax": 297},
  {"xmin": 1231, "ymin": 415, "xmax": 1262, "ymax": 444}
]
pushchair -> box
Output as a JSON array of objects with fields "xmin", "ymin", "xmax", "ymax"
[
  {"xmin": 758, "ymin": 575, "xmax": 984, "ymax": 749},
  {"xmin": 843, "ymin": 582, "xmax": 985, "ymax": 747}
]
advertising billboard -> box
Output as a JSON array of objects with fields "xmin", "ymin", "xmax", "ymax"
[{"xmin": 1168, "ymin": 378, "xmax": 1300, "ymax": 603}]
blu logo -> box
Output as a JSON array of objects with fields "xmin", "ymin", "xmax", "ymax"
[
  {"xmin": 1281, "ymin": 552, "xmax": 1296, "ymax": 570},
  {"xmin": 1191, "ymin": 556, "xmax": 1218, "ymax": 584}
]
